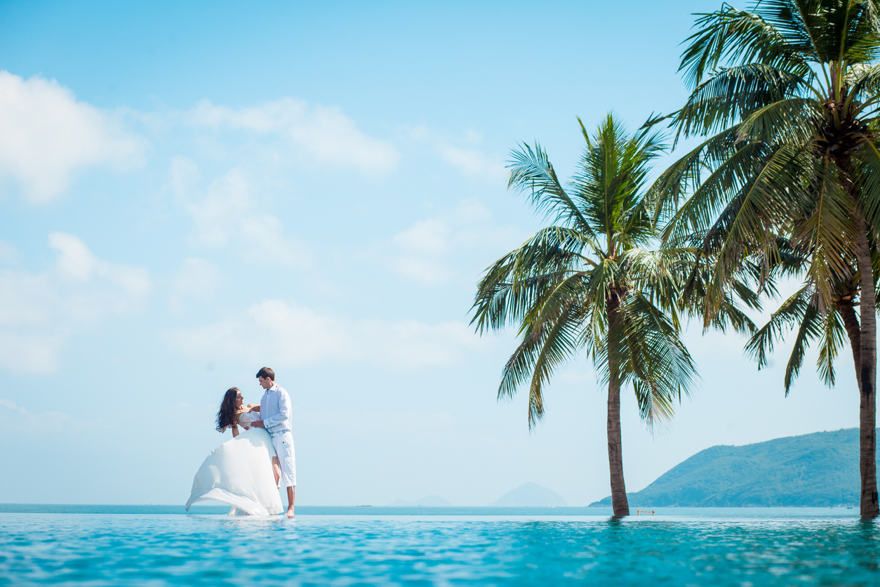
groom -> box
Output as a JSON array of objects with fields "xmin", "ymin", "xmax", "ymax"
[{"xmin": 251, "ymin": 366, "xmax": 296, "ymax": 518}]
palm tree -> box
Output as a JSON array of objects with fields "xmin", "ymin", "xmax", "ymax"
[
  {"xmin": 743, "ymin": 240, "xmax": 866, "ymax": 395},
  {"xmin": 471, "ymin": 115, "xmax": 698, "ymax": 518},
  {"xmin": 651, "ymin": 0, "xmax": 880, "ymax": 518}
]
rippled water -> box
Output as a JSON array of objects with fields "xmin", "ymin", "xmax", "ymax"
[{"xmin": 1, "ymin": 509, "xmax": 878, "ymax": 585}]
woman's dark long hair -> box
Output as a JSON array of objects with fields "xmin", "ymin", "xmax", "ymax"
[{"xmin": 216, "ymin": 387, "xmax": 240, "ymax": 432}]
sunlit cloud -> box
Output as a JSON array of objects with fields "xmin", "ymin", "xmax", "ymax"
[
  {"xmin": 407, "ymin": 125, "xmax": 507, "ymax": 185},
  {"xmin": 0, "ymin": 71, "xmax": 143, "ymax": 203},
  {"xmin": 0, "ymin": 233, "xmax": 151, "ymax": 374},
  {"xmin": 190, "ymin": 98, "xmax": 399, "ymax": 176},
  {"xmin": 169, "ymin": 257, "xmax": 221, "ymax": 311},
  {"xmin": 385, "ymin": 200, "xmax": 523, "ymax": 286},
  {"xmin": 170, "ymin": 160, "xmax": 312, "ymax": 268},
  {"xmin": 168, "ymin": 298, "xmax": 484, "ymax": 370}
]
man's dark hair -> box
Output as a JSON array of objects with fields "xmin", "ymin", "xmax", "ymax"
[{"xmin": 256, "ymin": 366, "xmax": 275, "ymax": 381}]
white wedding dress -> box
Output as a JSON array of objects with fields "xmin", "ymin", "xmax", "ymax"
[{"xmin": 185, "ymin": 411, "xmax": 283, "ymax": 516}]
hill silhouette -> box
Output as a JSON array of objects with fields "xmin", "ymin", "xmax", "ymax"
[{"xmin": 591, "ymin": 428, "xmax": 879, "ymax": 507}]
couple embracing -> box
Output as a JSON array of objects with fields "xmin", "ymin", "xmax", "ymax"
[{"xmin": 186, "ymin": 367, "xmax": 297, "ymax": 518}]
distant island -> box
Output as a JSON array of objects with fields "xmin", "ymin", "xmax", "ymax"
[
  {"xmin": 388, "ymin": 496, "xmax": 451, "ymax": 507},
  {"xmin": 493, "ymin": 483, "xmax": 567, "ymax": 507},
  {"xmin": 591, "ymin": 428, "xmax": 880, "ymax": 507}
]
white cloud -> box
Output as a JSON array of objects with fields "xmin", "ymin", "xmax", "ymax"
[
  {"xmin": 240, "ymin": 214, "xmax": 312, "ymax": 267},
  {"xmin": 190, "ymin": 98, "xmax": 399, "ymax": 176},
  {"xmin": 0, "ymin": 233, "xmax": 151, "ymax": 374},
  {"xmin": 0, "ymin": 331, "xmax": 65, "ymax": 374},
  {"xmin": 390, "ymin": 218, "xmax": 453, "ymax": 283},
  {"xmin": 0, "ymin": 399, "xmax": 76, "ymax": 434},
  {"xmin": 408, "ymin": 126, "xmax": 507, "ymax": 185},
  {"xmin": 169, "ymin": 156, "xmax": 200, "ymax": 200},
  {"xmin": 0, "ymin": 272, "xmax": 53, "ymax": 327},
  {"xmin": 393, "ymin": 219, "xmax": 450, "ymax": 255},
  {"xmin": 0, "ymin": 70, "xmax": 143, "ymax": 203},
  {"xmin": 437, "ymin": 144, "xmax": 507, "ymax": 185},
  {"xmin": 170, "ymin": 258, "xmax": 220, "ymax": 310},
  {"xmin": 186, "ymin": 169, "xmax": 252, "ymax": 247},
  {"xmin": 169, "ymin": 299, "xmax": 483, "ymax": 370},
  {"xmin": 360, "ymin": 318, "xmax": 480, "ymax": 367},
  {"xmin": 49, "ymin": 232, "xmax": 150, "ymax": 299},
  {"xmin": 0, "ymin": 241, "xmax": 17, "ymax": 264},
  {"xmin": 392, "ymin": 256, "xmax": 450, "ymax": 285},
  {"xmin": 386, "ymin": 200, "xmax": 523, "ymax": 285},
  {"xmin": 50, "ymin": 232, "xmax": 99, "ymax": 280},
  {"xmin": 171, "ymin": 162, "xmax": 311, "ymax": 269}
]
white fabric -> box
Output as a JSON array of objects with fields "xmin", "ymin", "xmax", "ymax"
[
  {"xmin": 260, "ymin": 384, "xmax": 292, "ymax": 435},
  {"xmin": 185, "ymin": 426, "xmax": 283, "ymax": 516},
  {"xmin": 272, "ymin": 430, "xmax": 296, "ymax": 488},
  {"xmin": 237, "ymin": 410, "xmax": 260, "ymax": 429}
]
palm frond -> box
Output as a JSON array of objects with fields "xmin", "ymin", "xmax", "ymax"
[
  {"xmin": 708, "ymin": 143, "xmax": 810, "ymax": 312},
  {"xmin": 817, "ymin": 307, "xmax": 846, "ymax": 386},
  {"xmin": 851, "ymin": 137, "xmax": 880, "ymax": 235},
  {"xmin": 498, "ymin": 301, "xmax": 584, "ymax": 428},
  {"xmin": 508, "ymin": 143, "xmax": 598, "ymax": 241},
  {"xmin": 736, "ymin": 97, "xmax": 822, "ymax": 142},
  {"xmin": 745, "ymin": 283, "xmax": 814, "ymax": 368},
  {"xmin": 792, "ymin": 158, "xmax": 857, "ymax": 307},
  {"xmin": 755, "ymin": 0, "xmax": 825, "ymax": 60},
  {"xmin": 572, "ymin": 115, "xmax": 665, "ymax": 248},
  {"xmin": 471, "ymin": 226, "xmax": 592, "ymax": 333},
  {"xmin": 676, "ymin": 64, "xmax": 807, "ymax": 137},
  {"xmin": 681, "ymin": 3, "xmax": 812, "ymax": 88},
  {"xmin": 648, "ymin": 125, "xmax": 741, "ymax": 223},
  {"xmin": 783, "ymin": 299, "xmax": 822, "ymax": 394},
  {"xmin": 619, "ymin": 293, "xmax": 697, "ymax": 426}
]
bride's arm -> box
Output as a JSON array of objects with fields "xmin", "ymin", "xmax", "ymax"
[{"xmin": 231, "ymin": 424, "xmax": 239, "ymax": 438}]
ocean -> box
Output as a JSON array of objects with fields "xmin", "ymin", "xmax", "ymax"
[{"xmin": 1, "ymin": 505, "xmax": 877, "ymax": 585}]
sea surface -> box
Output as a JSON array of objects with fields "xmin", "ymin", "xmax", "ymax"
[{"xmin": 1, "ymin": 505, "xmax": 878, "ymax": 585}]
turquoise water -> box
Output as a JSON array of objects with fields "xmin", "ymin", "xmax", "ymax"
[{"xmin": 1, "ymin": 506, "xmax": 878, "ymax": 585}]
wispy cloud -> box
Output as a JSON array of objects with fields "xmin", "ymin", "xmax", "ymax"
[
  {"xmin": 170, "ymin": 159, "xmax": 312, "ymax": 268},
  {"xmin": 169, "ymin": 257, "xmax": 221, "ymax": 311},
  {"xmin": 391, "ymin": 219, "xmax": 452, "ymax": 285},
  {"xmin": 0, "ymin": 399, "xmax": 75, "ymax": 433},
  {"xmin": 168, "ymin": 298, "xmax": 484, "ymax": 370},
  {"xmin": 0, "ymin": 71, "xmax": 143, "ymax": 203},
  {"xmin": 0, "ymin": 233, "xmax": 151, "ymax": 374},
  {"xmin": 386, "ymin": 200, "xmax": 523, "ymax": 285},
  {"xmin": 0, "ymin": 241, "xmax": 18, "ymax": 264},
  {"xmin": 408, "ymin": 125, "xmax": 507, "ymax": 185},
  {"xmin": 190, "ymin": 98, "xmax": 399, "ymax": 176}
]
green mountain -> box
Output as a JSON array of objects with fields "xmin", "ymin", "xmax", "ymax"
[{"xmin": 591, "ymin": 428, "xmax": 879, "ymax": 507}]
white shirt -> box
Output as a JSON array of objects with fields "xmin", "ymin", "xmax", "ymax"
[{"xmin": 260, "ymin": 383, "xmax": 293, "ymax": 436}]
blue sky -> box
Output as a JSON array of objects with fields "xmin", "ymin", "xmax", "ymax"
[{"xmin": 0, "ymin": 0, "xmax": 863, "ymax": 506}]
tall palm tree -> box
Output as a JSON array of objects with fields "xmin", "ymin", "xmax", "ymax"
[
  {"xmin": 471, "ymin": 115, "xmax": 699, "ymax": 518},
  {"xmin": 651, "ymin": 0, "xmax": 880, "ymax": 518}
]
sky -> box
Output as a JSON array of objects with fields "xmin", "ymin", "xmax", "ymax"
[{"xmin": 0, "ymin": 0, "xmax": 867, "ymax": 506}]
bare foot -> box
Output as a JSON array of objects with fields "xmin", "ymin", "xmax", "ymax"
[{"xmin": 286, "ymin": 508, "xmax": 295, "ymax": 519}]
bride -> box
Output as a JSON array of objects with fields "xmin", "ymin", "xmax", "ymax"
[{"xmin": 186, "ymin": 387, "xmax": 283, "ymax": 515}]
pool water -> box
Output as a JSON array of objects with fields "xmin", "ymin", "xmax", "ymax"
[{"xmin": 1, "ymin": 508, "xmax": 878, "ymax": 585}]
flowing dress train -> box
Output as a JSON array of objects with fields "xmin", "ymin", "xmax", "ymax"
[{"xmin": 185, "ymin": 412, "xmax": 283, "ymax": 515}]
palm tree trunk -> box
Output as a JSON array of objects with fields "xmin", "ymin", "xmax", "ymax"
[
  {"xmin": 836, "ymin": 299, "xmax": 860, "ymax": 384},
  {"xmin": 852, "ymin": 214, "xmax": 879, "ymax": 520},
  {"xmin": 606, "ymin": 296, "xmax": 629, "ymax": 518}
]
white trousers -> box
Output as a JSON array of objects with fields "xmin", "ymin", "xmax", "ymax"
[{"xmin": 271, "ymin": 430, "xmax": 296, "ymax": 488}]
